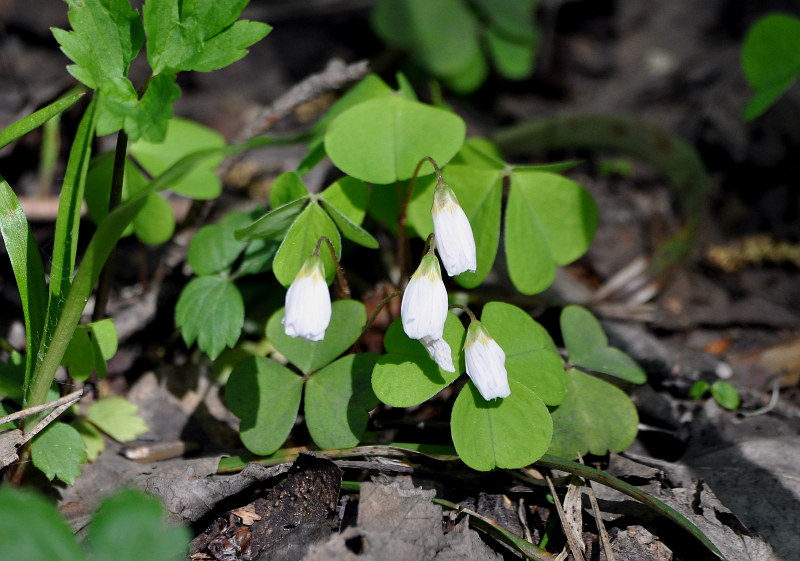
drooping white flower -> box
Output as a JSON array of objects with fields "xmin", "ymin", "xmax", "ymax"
[
  {"xmin": 282, "ymin": 255, "xmax": 331, "ymax": 342},
  {"xmin": 464, "ymin": 321, "xmax": 510, "ymax": 400},
  {"xmin": 432, "ymin": 182, "xmax": 477, "ymax": 277},
  {"xmin": 420, "ymin": 335, "xmax": 455, "ymax": 373},
  {"xmin": 401, "ymin": 254, "xmax": 448, "ymax": 340}
]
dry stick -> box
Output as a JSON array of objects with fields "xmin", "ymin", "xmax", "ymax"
[
  {"xmin": 577, "ymin": 453, "xmax": 616, "ymax": 561},
  {"xmin": 545, "ymin": 475, "xmax": 587, "ymax": 561},
  {"xmin": 0, "ymin": 388, "xmax": 86, "ymax": 428}
]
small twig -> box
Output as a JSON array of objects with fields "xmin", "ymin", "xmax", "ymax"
[
  {"xmin": 545, "ymin": 475, "xmax": 586, "ymax": 561},
  {"xmin": 0, "ymin": 388, "xmax": 86, "ymax": 428},
  {"xmin": 578, "ymin": 454, "xmax": 615, "ymax": 561},
  {"xmin": 518, "ymin": 497, "xmax": 534, "ymax": 542}
]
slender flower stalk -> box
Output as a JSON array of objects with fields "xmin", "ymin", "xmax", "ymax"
[
  {"xmin": 464, "ymin": 321, "xmax": 510, "ymax": 400},
  {"xmin": 282, "ymin": 255, "xmax": 331, "ymax": 342},
  {"xmin": 432, "ymin": 180, "xmax": 477, "ymax": 277},
  {"xmin": 401, "ymin": 253, "xmax": 448, "ymax": 340}
]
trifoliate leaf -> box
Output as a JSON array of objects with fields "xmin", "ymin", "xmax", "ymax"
[
  {"xmin": 305, "ymin": 353, "xmax": 380, "ymax": 449},
  {"xmin": 87, "ymin": 397, "xmax": 149, "ymax": 442},
  {"xmin": 272, "ymin": 202, "xmax": 341, "ymax": 287},
  {"xmin": 226, "ymin": 356, "xmax": 303, "ymax": 455},
  {"xmin": 175, "ymin": 276, "xmax": 244, "ymax": 359},
  {"xmin": 188, "ymin": 210, "xmax": 258, "ymax": 276},
  {"xmin": 270, "ymin": 172, "xmax": 308, "ymax": 209},
  {"xmin": 30, "ymin": 422, "xmax": 87, "ymax": 485},
  {"xmin": 548, "ymin": 368, "xmax": 639, "ymax": 459},
  {"xmin": 235, "ymin": 198, "xmax": 309, "ymax": 242}
]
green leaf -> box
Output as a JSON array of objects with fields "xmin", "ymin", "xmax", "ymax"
[
  {"xmin": 548, "ymin": 368, "xmax": 639, "ymax": 459},
  {"xmin": 132, "ymin": 192, "xmax": 175, "ymax": 244},
  {"xmin": 51, "ymin": 0, "xmax": 143, "ymax": 89},
  {"xmin": 480, "ymin": 302, "xmax": 567, "ymax": 405},
  {"xmin": 689, "ymin": 380, "xmax": 710, "ymax": 400},
  {"xmin": 443, "ymin": 46, "xmax": 488, "ymax": 94},
  {"xmin": 97, "ymin": 73, "xmax": 181, "ymax": 142},
  {"xmin": 270, "ymin": 172, "xmax": 308, "ymax": 208},
  {"xmin": 451, "ymin": 379, "xmax": 552, "ymax": 471},
  {"xmin": 30, "ymin": 422, "xmax": 87, "ymax": 484},
  {"xmin": 450, "ymin": 137, "xmax": 506, "ymax": 169},
  {"xmin": 266, "ymin": 300, "xmax": 366, "ymax": 374},
  {"xmin": 0, "ymin": 176, "xmax": 48, "ymax": 386},
  {"xmin": 236, "ymin": 238, "xmax": 279, "ymax": 277},
  {"xmin": 0, "ymin": 89, "xmax": 85, "ymax": 150},
  {"xmin": 144, "ymin": 0, "xmax": 271, "ymax": 75},
  {"xmin": 0, "ymin": 488, "xmax": 85, "ymax": 561},
  {"xmin": 372, "ymin": 314, "xmax": 465, "ymax": 407},
  {"xmin": 305, "ymin": 353, "xmax": 380, "ymax": 449},
  {"xmin": 175, "ymin": 276, "xmax": 244, "ymax": 359},
  {"xmin": 72, "ymin": 419, "xmax": 105, "ymax": 462},
  {"xmin": 226, "ymin": 356, "xmax": 303, "ymax": 455},
  {"xmin": 710, "ymin": 380, "xmax": 740, "ymax": 410},
  {"xmin": 505, "ymin": 171, "xmax": 597, "ymax": 294},
  {"xmin": 318, "ymin": 197, "xmax": 378, "ymax": 248},
  {"xmin": 235, "ymin": 197, "xmax": 309, "ymax": 242},
  {"xmin": 472, "ymin": 0, "xmax": 537, "ymax": 43},
  {"xmin": 560, "ymin": 305, "xmax": 647, "ymax": 383},
  {"xmin": 0, "ymin": 352, "xmax": 25, "ymax": 401},
  {"xmin": 129, "ymin": 117, "xmax": 226, "ymax": 198},
  {"xmin": 324, "ymin": 96, "xmax": 466, "ymax": 184},
  {"xmin": 188, "ymin": 210, "xmax": 256, "ymax": 276},
  {"xmin": 62, "ymin": 328, "xmax": 95, "ymax": 381},
  {"xmin": 319, "ymin": 176, "xmax": 369, "ymax": 225},
  {"xmin": 742, "ymin": 13, "xmax": 800, "ymax": 120},
  {"xmin": 272, "ymin": 202, "xmax": 341, "ymax": 287},
  {"xmin": 87, "ymin": 397, "xmax": 149, "ymax": 442},
  {"xmin": 486, "ymin": 27, "xmax": 536, "ymax": 80},
  {"xmin": 89, "ymin": 489, "xmax": 189, "ymax": 561}
]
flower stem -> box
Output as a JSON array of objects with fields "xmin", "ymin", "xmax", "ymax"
[
  {"xmin": 449, "ymin": 303, "xmax": 478, "ymax": 322},
  {"xmin": 362, "ymin": 290, "xmax": 402, "ymax": 334},
  {"xmin": 398, "ymin": 157, "xmax": 442, "ymax": 283},
  {"xmin": 314, "ymin": 236, "xmax": 350, "ymax": 298}
]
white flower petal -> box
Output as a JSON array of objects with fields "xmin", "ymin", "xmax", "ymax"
[
  {"xmin": 282, "ymin": 257, "xmax": 331, "ymax": 342},
  {"xmin": 432, "ymin": 184, "xmax": 477, "ymax": 277},
  {"xmin": 420, "ymin": 336, "xmax": 455, "ymax": 372},
  {"xmin": 465, "ymin": 322, "xmax": 510, "ymax": 400},
  {"xmin": 401, "ymin": 255, "xmax": 448, "ymax": 340}
]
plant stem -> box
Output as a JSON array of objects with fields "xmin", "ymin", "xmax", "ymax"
[
  {"xmin": 397, "ymin": 157, "xmax": 442, "ymax": 285},
  {"xmin": 362, "ymin": 290, "xmax": 402, "ymax": 334},
  {"xmin": 314, "ymin": 235, "xmax": 350, "ymax": 298}
]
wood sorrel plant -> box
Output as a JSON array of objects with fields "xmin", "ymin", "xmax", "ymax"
[{"xmin": 0, "ymin": 0, "xmax": 271, "ymax": 483}]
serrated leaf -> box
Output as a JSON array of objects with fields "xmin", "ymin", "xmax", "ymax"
[
  {"xmin": 133, "ymin": 192, "xmax": 174, "ymax": 244},
  {"xmin": 129, "ymin": 117, "xmax": 226, "ymax": 197},
  {"xmin": 266, "ymin": 300, "xmax": 366, "ymax": 374},
  {"xmin": 226, "ymin": 356, "xmax": 303, "ymax": 455},
  {"xmin": 710, "ymin": 380, "xmax": 740, "ymax": 410},
  {"xmin": 325, "ymin": 96, "xmax": 465, "ymax": 184},
  {"xmin": 175, "ymin": 276, "xmax": 244, "ymax": 359},
  {"xmin": 505, "ymin": 171, "xmax": 597, "ymax": 294},
  {"xmin": 451, "ymin": 379, "xmax": 552, "ymax": 471},
  {"xmin": 30, "ymin": 422, "xmax": 87, "ymax": 484},
  {"xmin": 560, "ymin": 305, "xmax": 647, "ymax": 383},
  {"xmin": 89, "ymin": 489, "xmax": 190, "ymax": 561},
  {"xmin": 188, "ymin": 210, "xmax": 257, "ymax": 276},
  {"xmin": 235, "ymin": 197, "xmax": 309, "ymax": 242},
  {"xmin": 272, "ymin": 202, "xmax": 341, "ymax": 287},
  {"xmin": 548, "ymin": 369, "xmax": 639, "ymax": 459},
  {"xmin": 305, "ymin": 353, "xmax": 380, "ymax": 449},
  {"xmin": 72, "ymin": 419, "xmax": 105, "ymax": 462},
  {"xmin": 480, "ymin": 302, "xmax": 566, "ymax": 406},
  {"xmin": 97, "ymin": 73, "xmax": 181, "ymax": 142},
  {"xmin": 270, "ymin": 172, "xmax": 308, "ymax": 208},
  {"xmin": 87, "ymin": 397, "xmax": 149, "ymax": 442},
  {"xmin": 0, "ymin": 487, "xmax": 85, "ymax": 561},
  {"xmin": 372, "ymin": 314, "xmax": 465, "ymax": 407}
]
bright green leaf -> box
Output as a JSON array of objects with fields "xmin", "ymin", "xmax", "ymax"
[
  {"xmin": 270, "ymin": 172, "xmax": 308, "ymax": 208},
  {"xmin": 226, "ymin": 356, "xmax": 303, "ymax": 455},
  {"xmin": 89, "ymin": 489, "xmax": 189, "ymax": 561},
  {"xmin": 236, "ymin": 238, "xmax": 279, "ymax": 277},
  {"xmin": 319, "ymin": 198, "xmax": 378, "ymax": 248},
  {"xmin": 505, "ymin": 171, "xmax": 597, "ymax": 294},
  {"xmin": 88, "ymin": 318, "xmax": 118, "ymax": 360},
  {"xmin": 486, "ymin": 27, "xmax": 536, "ymax": 80},
  {"xmin": 62, "ymin": 328, "xmax": 95, "ymax": 381},
  {"xmin": 450, "ymin": 137, "xmax": 506, "ymax": 169},
  {"xmin": 266, "ymin": 300, "xmax": 366, "ymax": 374},
  {"xmin": 319, "ymin": 176, "xmax": 369, "ymax": 226},
  {"xmin": 0, "ymin": 352, "xmax": 25, "ymax": 401},
  {"xmin": 560, "ymin": 305, "xmax": 647, "ymax": 384},
  {"xmin": 72, "ymin": 419, "xmax": 105, "ymax": 462},
  {"xmin": 0, "ymin": 488, "xmax": 85, "ymax": 561},
  {"xmin": 372, "ymin": 314, "xmax": 465, "ymax": 407},
  {"xmin": 235, "ymin": 197, "xmax": 309, "ymax": 242},
  {"xmin": 175, "ymin": 276, "xmax": 244, "ymax": 359},
  {"xmin": 133, "ymin": 192, "xmax": 174, "ymax": 244},
  {"xmin": 0, "ymin": 89, "xmax": 85, "ymax": 151},
  {"xmin": 305, "ymin": 353, "xmax": 380, "ymax": 449},
  {"xmin": 325, "ymin": 96, "xmax": 466, "ymax": 184},
  {"xmin": 710, "ymin": 380, "xmax": 740, "ymax": 410},
  {"xmin": 97, "ymin": 73, "xmax": 181, "ymax": 142},
  {"xmin": 451, "ymin": 379, "xmax": 552, "ymax": 470},
  {"xmin": 443, "ymin": 46, "xmax": 488, "ymax": 94},
  {"xmin": 87, "ymin": 397, "xmax": 149, "ymax": 442},
  {"xmin": 689, "ymin": 380, "xmax": 710, "ymax": 400},
  {"xmin": 188, "ymin": 210, "xmax": 257, "ymax": 276},
  {"xmin": 272, "ymin": 202, "xmax": 341, "ymax": 287},
  {"xmin": 30, "ymin": 421, "xmax": 87, "ymax": 484},
  {"xmin": 548, "ymin": 369, "xmax": 639, "ymax": 458}
]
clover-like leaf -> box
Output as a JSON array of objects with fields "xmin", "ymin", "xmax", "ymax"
[
  {"xmin": 272, "ymin": 202, "xmax": 341, "ymax": 287},
  {"xmin": 188, "ymin": 210, "xmax": 259, "ymax": 276},
  {"xmin": 305, "ymin": 353, "xmax": 380, "ymax": 449},
  {"xmin": 560, "ymin": 305, "xmax": 647, "ymax": 383},
  {"xmin": 372, "ymin": 314, "xmax": 465, "ymax": 407},
  {"xmin": 132, "ymin": 192, "xmax": 174, "ymax": 245},
  {"xmin": 226, "ymin": 356, "xmax": 303, "ymax": 455},
  {"xmin": 266, "ymin": 300, "xmax": 366, "ymax": 374},
  {"xmin": 480, "ymin": 302, "xmax": 566, "ymax": 406},
  {"xmin": 325, "ymin": 96, "xmax": 465, "ymax": 184},
  {"xmin": 86, "ymin": 397, "xmax": 149, "ymax": 442},
  {"xmin": 30, "ymin": 422, "xmax": 87, "ymax": 485},
  {"xmin": 451, "ymin": 379, "xmax": 552, "ymax": 471},
  {"xmin": 548, "ymin": 368, "xmax": 639, "ymax": 459},
  {"xmin": 89, "ymin": 489, "xmax": 190, "ymax": 561},
  {"xmin": 175, "ymin": 276, "xmax": 244, "ymax": 359},
  {"xmin": 235, "ymin": 197, "xmax": 309, "ymax": 242},
  {"xmin": 270, "ymin": 172, "xmax": 308, "ymax": 209},
  {"xmin": 505, "ymin": 171, "xmax": 597, "ymax": 294}
]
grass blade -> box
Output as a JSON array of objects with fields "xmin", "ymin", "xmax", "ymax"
[{"xmin": 0, "ymin": 88, "xmax": 85, "ymax": 151}]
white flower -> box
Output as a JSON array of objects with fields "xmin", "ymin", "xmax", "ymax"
[
  {"xmin": 401, "ymin": 254, "xmax": 448, "ymax": 340},
  {"xmin": 432, "ymin": 182, "xmax": 477, "ymax": 277},
  {"xmin": 464, "ymin": 321, "xmax": 510, "ymax": 400},
  {"xmin": 420, "ymin": 336, "xmax": 455, "ymax": 372},
  {"xmin": 282, "ymin": 255, "xmax": 331, "ymax": 342}
]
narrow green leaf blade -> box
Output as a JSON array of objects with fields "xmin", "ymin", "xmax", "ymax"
[
  {"xmin": 0, "ymin": 90, "xmax": 85, "ymax": 150},
  {"xmin": 234, "ymin": 197, "xmax": 309, "ymax": 242},
  {"xmin": 319, "ymin": 198, "xmax": 378, "ymax": 248},
  {"xmin": 30, "ymin": 422, "xmax": 87, "ymax": 484}
]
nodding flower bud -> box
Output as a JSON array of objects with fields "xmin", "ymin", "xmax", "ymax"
[
  {"xmin": 282, "ymin": 256, "xmax": 331, "ymax": 342},
  {"xmin": 401, "ymin": 254, "xmax": 448, "ymax": 341},
  {"xmin": 432, "ymin": 182, "xmax": 477, "ymax": 277},
  {"xmin": 464, "ymin": 321, "xmax": 510, "ymax": 400}
]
